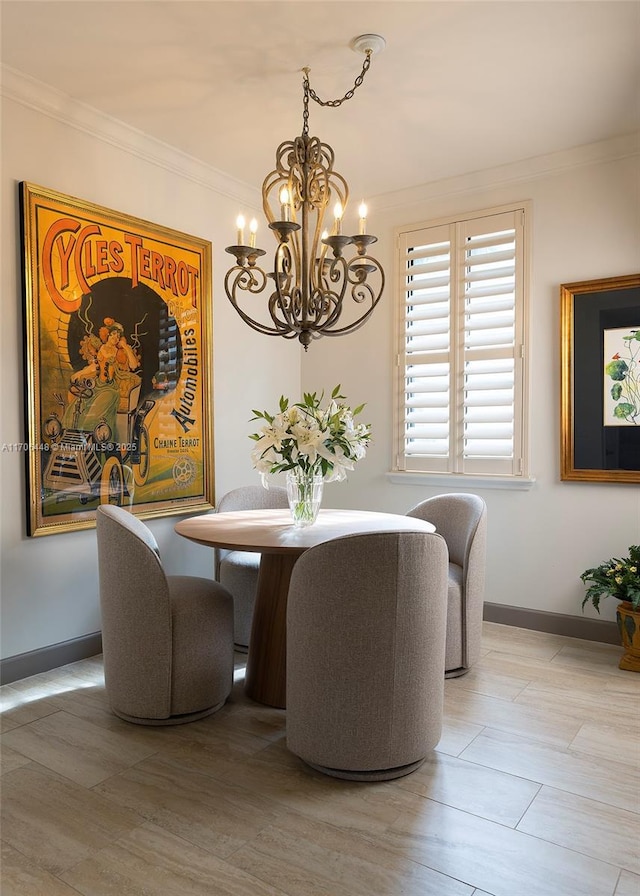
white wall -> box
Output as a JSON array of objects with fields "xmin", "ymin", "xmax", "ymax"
[
  {"xmin": 1, "ymin": 70, "xmax": 638, "ymax": 664},
  {"xmin": 303, "ymin": 136, "xmax": 640, "ymax": 623},
  {"xmin": 0, "ymin": 76, "xmax": 301, "ymax": 660}
]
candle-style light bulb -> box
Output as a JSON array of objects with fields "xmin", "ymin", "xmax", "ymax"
[
  {"xmin": 236, "ymin": 214, "xmax": 245, "ymax": 246},
  {"xmin": 358, "ymin": 201, "xmax": 368, "ymax": 235},
  {"xmin": 249, "ymin": 218, "xmax": 258, "ymax": 248},
  {"xmin": 333, "ymin": 202, "xmax": 343, "ymax": 235},
  {"xmin": 279, "ymin": 187, "xmax": 291, "ymax": 222}
]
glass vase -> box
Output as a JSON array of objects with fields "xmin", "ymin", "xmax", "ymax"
[{"xmin": 286, "ymin": 469, "xmax": 324, "ymax": 528}]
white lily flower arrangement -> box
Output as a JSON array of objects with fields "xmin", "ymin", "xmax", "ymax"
[{"xmin": 250, "ymin": 385, "xmax": 371, "ymax": 483}]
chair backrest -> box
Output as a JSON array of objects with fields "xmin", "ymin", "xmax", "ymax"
[
  {"xmin": 215, "ymin": 484, "xmax": 288, "ymax": 573},
  {"xmin": 407, "ymin": 493, "xmax": 487, "ymax": 670},
  {"xmin": 96, "ymin": 505, "xmax": 173, "ymax": 718},
  {"xmin": 286, "ymin": 530, "xmax": 449, "ymax": 771},
  {"xmin": 407, "ymin": 493, "xmax": 486, "ymax": 569},
  {"xmin": 217, "ymin": 484, "xmax": 288, "ymax": 513}
]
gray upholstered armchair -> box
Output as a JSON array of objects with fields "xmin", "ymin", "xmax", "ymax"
[
  {"xmin": 214, "ymin": 484, "xmax": 288, "ymax": 650},
  {"xmin": 286, "ymin": 530, "xmax": 449, "ymax": 780},
  {"xmin": 407, "ymin": 492, "xmax": 487, "ymax": 677},
  {"xmin": 96, "ymin": 505, "xmax": 234, "ymax": 725}
]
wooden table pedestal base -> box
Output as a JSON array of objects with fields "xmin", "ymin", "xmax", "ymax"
[{"xmin": 244, "ymin": 552, "xmax": 301, "ymax": 709}]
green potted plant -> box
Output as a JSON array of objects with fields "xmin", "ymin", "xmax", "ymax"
[{"xmin": 581, "ymin": 544, "xmax": 640, "ymax": 671}]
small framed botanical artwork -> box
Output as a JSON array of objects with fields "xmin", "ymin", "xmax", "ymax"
[
  {"xmin": 560, "ymin": 273, "xmax": 640, "ymax": 483},
  {"xmin": 20, "ymin": 182, "xmax": 215, "ymax": 535}
]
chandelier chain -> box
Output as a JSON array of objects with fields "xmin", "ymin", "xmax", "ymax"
[{"xmin": 302, "ymin": 51, "xmax": 372, "ymax": 136}]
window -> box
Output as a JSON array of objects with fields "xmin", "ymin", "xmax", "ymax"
[{"xmin": 395, "ymin": 204, "xmax": 529, "ymax": 479}]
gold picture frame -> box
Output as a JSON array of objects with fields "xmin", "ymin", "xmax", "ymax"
[
  {"xmin": 560, "ymin": 273, "xmax": 640, "ymax": 483},
  {"xmin": 21, "ymin": 182, "xmax": 215, "ymax": 535}
]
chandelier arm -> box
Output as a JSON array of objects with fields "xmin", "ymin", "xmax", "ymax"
[
  {"xmin": 272, "ymin": 244, "xmax": 299, "ymax": 328},
  {"xmin": 345, "ymin": 255, "xmax": 384, "ymax": 289},
  {"xmin": 315, "ymin": 293, "xmax": 346, "ymax": 331},
  {"xmin": 348, "ymin": 255, "xmax": 385, "ymax": 299},
  {"xmin": 224, "ymin": 265, "xmax": 266, "ymax": 296},
  {"xmin": 315, "ymin": 258, "xmax": 349, "ymax": 327},
  {"xmin": 228, "ymin": 303, "xmax": 296, "ymax": 339},
  {"xmin": 318, "ymin": 288, "xmax": 384, "ymax": 337},
  {"xmin": 316, "ymin": 255, "xmax": 385, "ymax": 335},
  {"xmin": 310, "ymin": 287, "xmax": 343, "ymax": 329},
  {"xmin": 271, "ymin": 243, "xmax": 309, "ymax": 334},
  {"xmin": 269, "ymin": 287, "xmax": 298, "ymax": 331},
  {"xmin": 310, "ymin": 307, "xmax": 379, "ymax": 338},
  {"xmin": 350, "ymin": 280, "xmax": 375, "ymax": 306},
  {"xmin": 224, "ymin": 267, "xmax": 298, "ymax": 338}
]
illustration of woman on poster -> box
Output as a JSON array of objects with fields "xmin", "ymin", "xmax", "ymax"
[{"xmin": 63, "ymin": 316, "xmax": 141, "ymax": 438}]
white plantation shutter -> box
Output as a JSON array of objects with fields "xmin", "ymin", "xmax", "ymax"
[{"xmin": 396, "ymin": 206, "xmax": 528, "ymax": 477}]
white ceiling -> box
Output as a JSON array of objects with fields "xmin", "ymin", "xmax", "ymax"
[{"xmin": 2, "ymin": 1, "xmax": 639, "ymax": 198}]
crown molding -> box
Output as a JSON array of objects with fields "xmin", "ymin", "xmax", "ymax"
[
  {"xmin": 374, "ymin": 131, "xmax": 640, "ymax": 210},
  {"xmin": 0, "ymin": 64, "xmax": 260, "ymax": 207},
  {"xmin": 3, "ymin": 64, "xmax": 637, "ymax": 214}
]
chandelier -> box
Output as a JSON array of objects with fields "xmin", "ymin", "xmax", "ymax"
[{"xmin": 224, "ymin": 34, "xmax": 386, "ymax": 350}]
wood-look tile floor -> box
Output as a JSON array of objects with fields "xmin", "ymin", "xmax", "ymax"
[{"xmin": 1, "ymin": 622, "xmax": 639, "ymax": 896}]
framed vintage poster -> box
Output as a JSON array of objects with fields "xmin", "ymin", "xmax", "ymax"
[
  {"xmin": 20, "ymin": 182, "xmax": 215, "ymax": 536},
  {"xmin": 560, "ymin": 273, "xmax": 640, "ymax": 483}
]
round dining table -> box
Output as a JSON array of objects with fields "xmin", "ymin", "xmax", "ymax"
[{"xmin": 175, "ymin": 508, "xmax": 436, "ymax": 708}]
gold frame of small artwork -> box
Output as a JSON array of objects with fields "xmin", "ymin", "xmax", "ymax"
[{"xmin": 560, "ymin": 273, "xmax": 640, "ymax": 483}]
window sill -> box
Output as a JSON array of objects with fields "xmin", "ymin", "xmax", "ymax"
[{"xmin": 386, "ymin": 471, "xmax": 536, "ymax": 491}]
